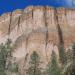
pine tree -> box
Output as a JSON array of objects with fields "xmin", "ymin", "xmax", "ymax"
[
  {"xmin": 72, "ymin": 43, "xmax": 75, "ymax": 62},
  {"xmin": 71, "ymin": 43, "xmax": 75, "ymax": 74},
  {"xmin": 27, "ymin": 51, "xmax": 42, "ymax": 75},
  {"xmin": 5, "ymin": 39, "xmax": 19, "ymax": 75},
  {"xmin": 0, "ymin": 39, "xmax": 12, "ymax": 75},
  {"xmin": 47, "ymin": 50, "xmax": 61, "ymax": 75},
  {"xmin": 62, "ymin": 44, "xmax": 75, "ymax": 75},
  {"xmin": 5, "ymin": 39, "xmax": 12, "ymax": 57},
  {"xmin": 0, "ymin": 43, "xmax": 7, "ymax": 75},
  {"xmin": 59, "ymin": 45, "xmax": 67, "ymax": 65},
  {"xmin": 66, "ymin": 49, "xmax": 73, "ymax": 62}
]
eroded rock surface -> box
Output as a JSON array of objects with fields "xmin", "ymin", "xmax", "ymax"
[{"xmin": 0, "ymin": 6, "xmax": 75, "ymax": 71}]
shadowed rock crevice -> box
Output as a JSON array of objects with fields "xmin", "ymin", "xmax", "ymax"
[
  {"xmin": 54, "ymin": 8, "xmax": 67, "ymax": 65},
  {"xmin": 8, "ymin": 12, "xmax": 12, "ymax": 36},
  {"xmin": 44, "ymin": 7, "xmax": 49, "ymax": 62}
]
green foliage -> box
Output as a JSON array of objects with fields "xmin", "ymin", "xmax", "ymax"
[
  {"xmin": 66, "ymin": 49, "xmax": 73, "ymax": 62},
  {"xmin": 27, "ymin": 51, "xmax": 42, "ymax": 75},
  {"xmin": 72, "ymin": 43, "xmax": 75, "ymax": 61},
  {"xmin": 59, "ymin": 45, "xmax": 67, "ymax": 65},
  {"xmin": 5, "ymin": 39, "xmax": 12, "ymax": 57},
  {"xmin": 10, "ymin": 62, "xmax": 19, "ymax": 73},
  {"xmin": 0, "ymin": 39, "xmax": 12, "ymax": 75},
  {"xmin": 47, "ymin": 51, "xmax": 61, "ymax": 75},
  {"xmin": 72, "ymin": 43, "xmax": 75, "ymax": 69},
  {"xmin": 61, "ymin": 43, "xmax": 75, "ymax": 75},
  {"xmin": 0, "ymin": 44, "xmax": 7, "ymax": 75}
]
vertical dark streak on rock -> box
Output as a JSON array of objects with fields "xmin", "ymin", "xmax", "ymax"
[
  {"xmin": 18, "ymin": 9, "xmax": 24, "ymax": 30},
  {"xmin": 8, "ymin": 12, "xmax": 12, "ymax": 36},
  {"xmin": 44, "ymin": 7, "xmax": 48, "ymax": 62},
  {"xmin": 54, "ymin": 8, "xmax": 64, "ymax": 48},
  {"xmin": 32, "ymin": 8, "xmax": 34, "ymax": 19},
  {"xmin": 17, "ymin": 16, "xmax": 21, "ymax": 29},
  {"xmin": 54, "ymin": 8, "xmax": 67, "ymax": 65},
  {"xmin": 25, "ymin": 20, "xmax": 28, "ymax": 51},
  {"xmin": 57, "ymin": 22, "xmax": 64, "ymax": 45},
  {"xmin": 65, "ymin": 9, "xmax": 68, "ymax": 27},
  {"xmin": 25, "ymin": 53, "xmax": 29, "ymax": 63},
  {"xmin": 26, "ymin": 36, "xmax": 29, "ymax": 52}
]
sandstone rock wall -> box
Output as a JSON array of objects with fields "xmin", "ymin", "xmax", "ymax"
[{"xmin": 0, "ymin": 6, "xmax": 75, "ymax": 66}]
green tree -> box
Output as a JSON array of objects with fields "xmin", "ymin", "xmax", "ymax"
[
  {"xmin": 72, "ymin": 43, "xmax": 75, "ymax": 62},
  {"xmin": 47, "ymin": 50, "xmax": 61, "ymax": 75},
  {"xmin": 66, "ymin": 49, "xmax": 73, "ymax": 62},
  {"xmin": 71, "ymin": 43, "xmax": 75, "ymax": 74},
  {"xmin": 27, "ymin": 51, "xmax": 42, "ymax": 75},
  {"xmin": 0, "ymin": 39, "xmax": 12, "ymax": 75},
  {"xmin": 62, "ymin": 44, "xmax": 75, "ymax": 75},
  {"xmin": 10, "ymin": 62, "xmax": 19, "ymax": 73},
  {"xmin": 59, "ymin": 45, "xmax": 67, "ymax": 66},
  {"xmin": 5, "ymin": 39, "xmax": 12, "ymax": 57},
  {"xmin": 0, "ymin": 44, "xmax": 7, "ymax": 75}
]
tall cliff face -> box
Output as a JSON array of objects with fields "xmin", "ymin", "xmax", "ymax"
[{"xmin": 0, "ymin": 6, "xmax": 75, "ymax": 65}]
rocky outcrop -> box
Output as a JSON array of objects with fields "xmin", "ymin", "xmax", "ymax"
[{"xmin": 0, "ymin": 6, "xmax": 75, "ymax": 69}]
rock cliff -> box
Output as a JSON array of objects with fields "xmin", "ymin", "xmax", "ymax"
[{"xmin": 0, "ymin": 6, "xmax": 75, "ymax": 69}]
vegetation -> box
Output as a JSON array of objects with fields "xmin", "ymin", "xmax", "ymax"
[
  {"xmin": 72, "ymin": 43, "xmax": 75, "ymax": 63},
  {"xmin": 26, "ymin": 51, "xmax": 42, "ymax": 75},
  {"xmin": 0, "ymin": 38, "xmax": 75, "ymax": 75},
  {"xmin": 0, "ymin": 39, "xmax": 12, "ymax": 75},
  {"xmin": 62, "ymin": 43, "xmax": 75, "ymax": 75},
  {"xmin": 59, "ymin": 45, "xmax": 67, "ymax": 66},
  {"xmin": 47, "ymin": 51, "xmax": 61, "ymax": 75}
]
